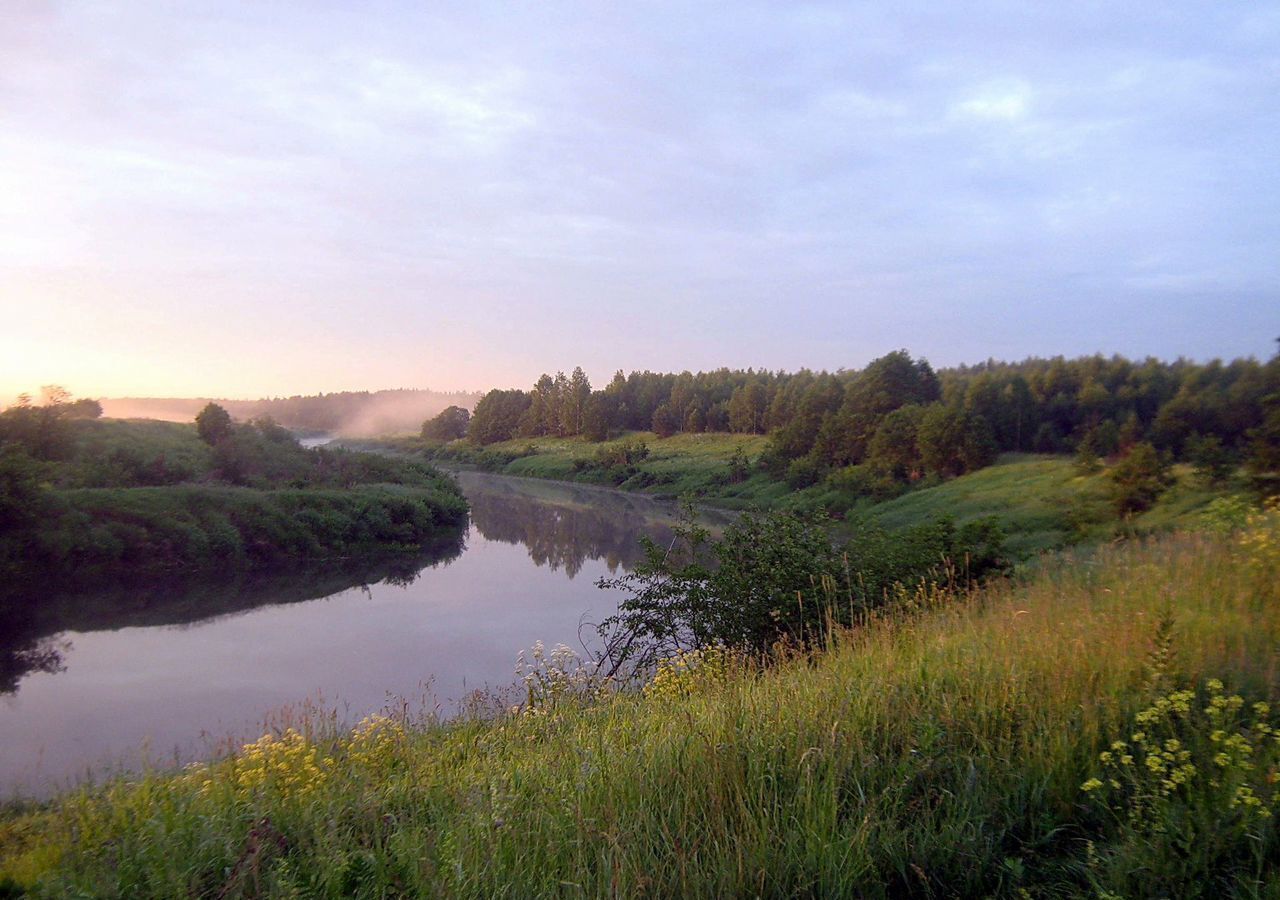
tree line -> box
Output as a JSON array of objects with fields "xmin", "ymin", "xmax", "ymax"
[{"xmin": 455, "ymin": 349, "xmax": 1280, "ymax": 489}]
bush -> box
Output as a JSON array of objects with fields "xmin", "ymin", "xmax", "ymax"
[
  {"xmin": 1109, "ymin": 442, "xmax": 1174, "ymax": 516},
  {"xmin": 599, "ymin": 508, "xmax": 1007, "ymax": 671},
  {"xmin": 785, "ymin": 456, "xmax": 823, "ymax": 489},
  {"xmin": 825, "ymin": 464, "xmax": 903, "ymax": 501}
]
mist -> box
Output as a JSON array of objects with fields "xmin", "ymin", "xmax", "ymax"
[{"xmin": 100, "ymin": 389, "xmax": 482, "ymax": 437}]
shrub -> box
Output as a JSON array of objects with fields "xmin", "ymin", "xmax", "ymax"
[{"xmin": 1108, "ymin": 442, "xmax": 1174, "ymax": 515}]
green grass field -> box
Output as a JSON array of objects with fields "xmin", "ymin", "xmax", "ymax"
[
  {"xmin": 4, "ymin": 509, "xmax": 1278, "ymax": 897},
  {"xmin": 861, "ymin": 454, "xmax": 1234, "ymax": 558}
]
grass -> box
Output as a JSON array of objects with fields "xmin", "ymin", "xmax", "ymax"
[
  {"xmin": 860, "ymin": 455, "xmax": 1236, "ymax": 558},
  {"xmin": 3, "ymin": 510, "xmax": 1279, "ymax": 897},
  {"xmin": 431, "ymin": 434, "xmax": 1243, "ymax": 559},
  {"xmin": 2, "ymin": 418, "xmax": 471, "ymax": 586},
  {"xmin": 10, "ymin": 484, "xmax": 468, "ymax": 585}
]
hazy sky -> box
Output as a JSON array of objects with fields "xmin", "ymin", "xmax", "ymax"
[{"xmin": 2, "ymin": 2, "xmax": 1277, "ymax": 400}]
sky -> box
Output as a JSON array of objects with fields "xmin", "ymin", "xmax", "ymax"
[{"xmin": 1, "ymin": 1, "xmax": 1277, "ymax": 401}]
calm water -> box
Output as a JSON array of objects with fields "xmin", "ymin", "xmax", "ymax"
[{"xmin": 0, "ymin": 472, "xmax": 731, "ymax": 797}]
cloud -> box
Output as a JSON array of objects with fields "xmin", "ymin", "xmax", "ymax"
[
  {"xmin": 953, "ymin": 81, "xmax": 1033, "ymax": 121},
  {"xmin": 0, "ymin": 1, "xmax": 1276, "ymax": 398}
]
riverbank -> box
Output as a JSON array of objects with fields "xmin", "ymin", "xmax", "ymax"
[
  {"xmin": 0, "ymin": 417, "xmax": 469, "ymax": 587},
  {"xmin": 3, "ymin": 511, "xmax": 1278, "ymax": 896},
  {"xmin": 411, "ymin": 433, "xmax": 1236, "ymax": 559}
]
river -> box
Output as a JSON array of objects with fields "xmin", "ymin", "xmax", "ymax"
[{"xmin": 0, "ymin": 472, "xmax": 732, "ymax": 798}]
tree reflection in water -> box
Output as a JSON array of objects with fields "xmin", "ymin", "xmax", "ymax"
[
  {"xmin": 0, "ymin": 473, "xmax": 730, "ymax": 696},
  {"xmin": 0, "ymin": 531, "xmax": 465, "ymax": 695},
  {"xmin": 460, "ymin": 472, "xmax": 733, "ymax": 579}
]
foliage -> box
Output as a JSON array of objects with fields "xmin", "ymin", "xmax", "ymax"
[
  {"xmin": 642, "ymin": 646, "xmax": 735, "ymax": 701},
  {"xmin": 0, "ymin": 415, "xmax": 469, "ymax": 583},
  {"xmin": 598, "ymin": 506, "xmax": 1007, "ymax": 671},
  {"xmin": 468, "ymin": 389, "xmax": 532, "ymax": 445},
  {"xmin": 1187, "ymin": 433, "xmax": 1236, "ymax": 486},
  {"xmin": 0, "ymin": 388, "xmax": 80, "ymax": 460},
  {"xmin": 438, "ymin": 351, "xmax": 1272, "ymax": 490},
  {"xmin": 194, "ymin": 402, "xmax": 233, "ymax": 445},
  {"xmin": 866, "ymin": 403, "xmax": 925, "ymax": 480},
  {"xmin": 106, "ymin": 389, "xmax": 482, "ymax": 436},
  {"xmin": 1081, "ymin": 678, "xmax": 1280, "ymax": 895},
  {"xmin": 1109, "ymin": 442, "xmax": 1175, "ymax": 515},
  {"xmin": 6, "ymin": 482, "xmax": 467, "ymax": 581},
  {"xmin": 515, "ymin": 641, "xmax": 611, "ymax": 712},
  {"xmin": 0, "ymin": 445, "xmax": 49, "ymax": 575},
  {"xmin": 421, "ymin": 405, "xmax": 470, "ymax": 441},
  {"xmin": 916, "ymin": 404, "xmax": 997, "ymax": 477}
]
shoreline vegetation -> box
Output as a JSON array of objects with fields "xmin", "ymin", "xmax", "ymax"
[
  {"xmin": 384, "ymin": 347, "xmax": 1278, "ymax": 559},
  {"xmin": 399, "ymin": 435, "xmax": 1236, "ymax": 559},
  {"xmin": 2, "ymin": 508, "xmax": 1278, "ymax": 896},
  {"xmin": 0, "ymin": 401, "xmax": 469, "ymax": 590}
]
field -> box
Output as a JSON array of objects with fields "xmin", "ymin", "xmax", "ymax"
[{"xmin": 3, "ymin": 507, "xmax": 1278, "ymax": 897}]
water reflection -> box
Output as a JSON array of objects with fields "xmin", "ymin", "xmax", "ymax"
[
  {"xmin": 461, "ymin": 472, "xmax": 731, "ymax": 577},
  {"xmin": 0, "ymin": 472, "xmax": 730, "ymax": 796},
  {"xmin": 0, "ymin": 534, "xmax": 465, "ymax": 696}
]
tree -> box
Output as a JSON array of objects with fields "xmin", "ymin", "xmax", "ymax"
[
  {"xmin": 598, "ymin": 509, "xmax": 847, "ymax": 667},
  {"xmin": 836, "ymin": 351, "xmax": 941, "ymax": 465},
  {"xmin": 64, "ymin": 398, "xmax": 103, "ymax": 419},
  {"xmin": 866, "ymin": 404, "xmax": 925, "ymax": 480},
  {"xmin": 195, "ymin": 402, "xmax": 233, "ymax": 445},
  {"xmin": 917, "ymin": 404, "xmax": 968, "ymax": 477},
  {"xmin": 728, "ymin": 381, "xmax": 768, "ymax": 433},
  {"xmin": 0, "ymin": 443, "xmax": 47, "ymax": 532},
  {"xmin": 915, "ymin": 405, "xmax": 998, "ymax": 478},
  {"xmin": 651, "ymin": 403, "xmax": 679, "ymax": 438},
  {"xmin": 582, "ymin": 394, "xmax": 611, "ymax": 442},
  {"xmin": 1185, "ymin": 433, "xmax": 1235, "ymax": 486},
  {"xmin": 469, "ymin": 390, "xmax": 532, "ymax": 445},
  {"xmin": 422, "ymin": 405, "xmax": 470, "ymax": 441},
  {"xmin": 563, "ymin": 367, "xmax": 592, "ymax": 435},
  {"xmin": 683, "ymin": 402, "xmax": 705, "ymax": 434},
  {"xmin": 1108, "ymin": 442, "xmax": 1174, "ymax": 516}
]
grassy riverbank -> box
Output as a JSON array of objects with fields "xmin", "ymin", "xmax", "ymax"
[
  {"xmin": 6, "ymin": 483, "xmax": 467, "ymax": 583},
  {"xmin": 3, "ymin": 509, "xmax": 1278, "ymax": 897},
  {"xmin": 0, "ymin": 417, "xmax": 468, "ymax": 585},
  {"xmin": 424, "ymin": 433, "xmax": 1235, "ymax": 558}
]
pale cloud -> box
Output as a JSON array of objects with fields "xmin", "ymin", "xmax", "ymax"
[
  {"xmin": 0, "ymin": 1, "xmax": 1275, "ymax": 399},
  {"xmin": 952, "ymin": 81, "xmax": 1033, "ymax": 122}
]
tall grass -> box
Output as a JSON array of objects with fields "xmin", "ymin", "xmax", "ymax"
[{"xmin": 3, "ymin": 517, "xmax": 1278, "ymax": 897}]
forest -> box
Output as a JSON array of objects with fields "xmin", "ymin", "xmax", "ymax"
[{"xmin": 455, "ymin": 350, "xmax": 1280, "ymax": 493}]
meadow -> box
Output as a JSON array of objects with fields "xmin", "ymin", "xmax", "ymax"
[{"xmin": 2, "ymin": 503, "xmax": 1277, "ymax": 897}]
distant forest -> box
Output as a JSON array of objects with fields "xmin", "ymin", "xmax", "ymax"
[
  {"xmin": 101, "ymin": 389, "xmax": 482, "ymax": 437},
  {"xmin": 463, "ymin": 351, "xmax": 1280, "ymax": 488}
]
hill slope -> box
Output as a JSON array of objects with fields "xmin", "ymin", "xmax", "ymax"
[{"xmin": 4, "ymin": 510, "xmax": 1278, "ymax": 897}]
